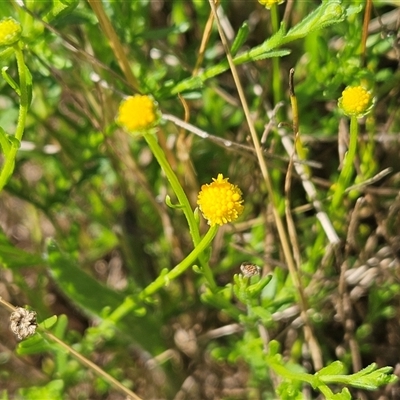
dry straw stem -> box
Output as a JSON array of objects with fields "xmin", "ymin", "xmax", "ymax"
[
  {"xmin": 279, "ymin": 70, "xmax": 340, "ymax": 246},
  {"xmin": 193, "ymin": 0, "xmax": 220, "ymax": 75},
  {"xmin": 208, "ymin": 0, "xmax": 323, "ymax": 370},
  {"xmin": 87, "ymin": 0, "xmax": 139, "ymax": 91},
  {"xmin": 279, "ymin": 127, "xmax": 340, "ymax": 245},
  {"xmin": 0, "ymin": 297, "xmax": 142, "ymax": 400}
]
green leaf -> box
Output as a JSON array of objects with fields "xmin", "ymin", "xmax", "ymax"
[
  {"xmin": 0, "ymin": 231, "xmax": 44, "ymax": 269},
  {"xmin": 42, "ymin": 0, "xmax": 79, "ymax": 23},
  {"xmin": 0, "ymin": 126, "xmax": 11, "ymax": 155},
  {"xmin": 320, "ymin": 363, "xmax": 398, "ymax": 391},
  {"xmin": 16, "ymin": 334, "xmax": 53, "ymax": 355},
  {"xmin": 231, "ymin": 22, "xmax": 249, "ymax": 57},
  {"xmin": 18, "ymin": 379, "xmax": 64, "ymax": 400},
  {"xmin": 316, "ymin": 360, "xmax": 345, "ymax": 376},
  {"xmin": 235, "ymin": 24, "xmax": 286, "ymax": 63},
  {"xmin": 329, "ymin": 388, "xmax": 352, "ymax": 400},
  {"xmin": 282, "ymin": 0, "xmax": 346, "ymax": 43},
  {"xmin": 349, "ymin": 364, "xmax": 398, "ymax": 390},
  {"xmin": 251, "ymin": 306, "xmax": 272, "ymax": 323},
  {"xmin": 249, "ymin": 49, "xmax": 291, "ymax": 61},
  {"xmin": 2, "ymin": 67, "xmax": 20, "ymax": 95},
  {"xmin": 39, "ymin": 315, "xmax": 58, "ymax": 330},
  {"xmin": 45, "ymin": 239, "xmax": 163, "ymax": 353}
]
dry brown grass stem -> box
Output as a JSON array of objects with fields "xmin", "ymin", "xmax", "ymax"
[
  {"xmin": 87, "ymin": 0, "xmax": 139, "ymax": 92},
  {"xmin": 208, "ymin": 0, "xmax": 323, "ymax": 370}
]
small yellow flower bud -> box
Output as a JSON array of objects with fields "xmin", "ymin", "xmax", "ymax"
[
  {"xmin": 197, "ymin": 174, "xmax": 244, "ymax": 226},
  {"xmin": 0, "ymin": 17, "xmax": 22, "ymax": 47},
  {"xmin": 338, "ymin": 86, "xmax": 373, "ymax": 118},
  {"xmin": 117, "ymin": 95, "xmax": 158, "ymax": 134},
  {"xmin": 258, "ymin": 0, "xmax": 285, "ymax": 9}
]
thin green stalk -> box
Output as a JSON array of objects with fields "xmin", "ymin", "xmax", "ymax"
[
  {"xmin": 139, "ymin": 225, "xmax": 218, "ymax": 300},
  {"xmin": 144, "ymin": 132, "xmax": 217, "ymax": 290},
  {"xmin": 108, "ymin": 224, "xmax": 218, "ymax": 323},
  {"xmin": 13, "ymin": 45, "xmax": 29, "ymax": 141},
  {"xmin": 331, "ymin": 115, "xmax": 358, "ymax": 210},
  {"xmin": 0, "ymin": 44, "xmax": 29, "ymax": 191}
]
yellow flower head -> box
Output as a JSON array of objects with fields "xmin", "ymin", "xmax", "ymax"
[
  {"xmin": 197, "ymin": 174, "xmax": 244, "ymax": 226},
  {"xmin": 338, "ymin": 86, "xmax": 373, "ymax": 118},
  {"xmin": 258, "ymin": 0, "xmax": 285, "ymax": 9},
  {"xmin": 117, "ymin": 95, "xmax": 158, "ymax": 133},
  {"xmin": 0, "ymin": 17, "xmax": 22, "ymax": 47}
]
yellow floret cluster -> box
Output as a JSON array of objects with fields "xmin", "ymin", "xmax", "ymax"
[
  {"xmin": 258, "ymin": 0, "xmax": 285, "ymax": 9},
  {"xmin": 117, "ymin": 95, "xmax": 158, "ymax": 133},
  {"xmin": 0, "ymin": 17, "xmax": 22, "ymax": 47},
  {"xmin": 339, "ymin": 86, "xmax": 373, "ymax": 117},
  {"xmin": 197, "ymin": 174, "xmax": 244, "ymax": 227}
]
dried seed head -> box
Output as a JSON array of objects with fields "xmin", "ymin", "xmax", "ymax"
[
  {"xmin": 240, "ymin": 262, "xmax": 261, "ymax": 278},
  {"xmin": 10, "ymin": 307, "xmax": 37, "ymax": 340}
]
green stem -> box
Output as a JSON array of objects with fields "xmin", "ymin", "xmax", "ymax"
[
  {"xmin": 144, "ymin": 132, "xmax": 217, "ymax": 290},
  {"xmin": 331, "ymin": 116, "xmax": 358, "ymax": 210},
  {"xmin": 108, "ymin": 225, "xmax": 218, "ymax": 323},
  {"xmin": 0, "ymin": 44, "xmax": 29, "ymax": 191},
  {"xmin": 139, "ymin": 225, "xmax": 218, "ymax": 300},
  {"xmin": 13, "ymin": 45, "xmax": 29, "ymax": 141}
]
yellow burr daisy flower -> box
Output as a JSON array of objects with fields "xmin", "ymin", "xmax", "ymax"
[
  {"xmin": 258, "ymin": 0, "xmax": 285, "ymax": 9},
  {"xmin": 0, "ymin": 17, "xmax": 22, "ymax": 47},
  {"xmin": 117, "ymin": 95, "xmax": 158, "ymax": 133},
  {"xmin": 338, "ymin": 86, "xmax": 373, "ymax": 118},
  {"xmin": 197, "ymin": 174, "xmax": 244, "ymax": 226}
]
